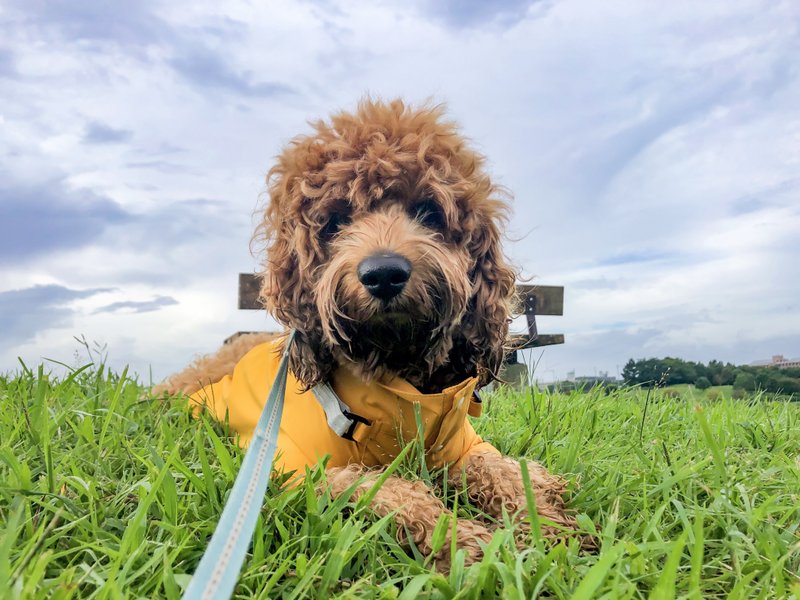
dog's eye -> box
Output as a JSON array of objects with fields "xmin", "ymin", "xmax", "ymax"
[
  {"xmin": 320, "ymin": 213, "xmax": 351, "ymax": 240},
  {"xmin": 411, "ymin": 199, "xmax": 446, "ymax": 231}
]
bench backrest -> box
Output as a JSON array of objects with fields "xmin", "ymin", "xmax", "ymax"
[{"xmin": 235, "ymin": 273, "xmax": 564, "ymax": 349}]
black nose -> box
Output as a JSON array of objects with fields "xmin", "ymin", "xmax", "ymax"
[{"xmin": 357, "ymin": 253, "xmax": 412, "ymax": 301}]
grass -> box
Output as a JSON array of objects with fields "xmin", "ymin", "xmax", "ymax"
[
  {"xmin": 665, "ymin": 384, "xmax": 735, "ymax": 398},
  {"xmin": 665, "ymin": 384, "xmax": 795, "ymax": 404},
  {"xmin": 1, "ymin": 361, "xmax": 799, "ymax": 599}
]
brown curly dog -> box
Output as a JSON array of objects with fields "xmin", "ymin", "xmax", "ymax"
[{"xmin": 158, "ymin": 99, "xmax": 585, "ymax": 569}]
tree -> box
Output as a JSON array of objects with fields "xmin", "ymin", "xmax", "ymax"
[
  {"xmin": 695, "ymin": 376, "xmax": 711, "ymax": 390},
  {"xmin": 621, "ymin": 357, "xmax": 800, "ymax": 396},
  {"xmin": 707, "ymin": 360, "xmax": 724, "ymax": 385},
  {"xmin": 637, "ymin": 358, "xmax": 670, "ymax": 387},
  {"xmin": 719, "ymin": 365, "xmax": 737, "ymax": 386},
  {"xmin": 733, "ymin": 372, "xmax": 757, "ymax": 391},
  {"xmin": 622, "ymin": 359, "xmax": 640, "ymax": 385}
]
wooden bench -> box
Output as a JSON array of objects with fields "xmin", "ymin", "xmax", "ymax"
[{"xmin": 229, "ymin": 274, "xmax": 564, "ymax": 385}]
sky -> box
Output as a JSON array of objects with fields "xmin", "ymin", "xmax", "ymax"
[{"xmin": 1, "ymin": 0, "xmax": 798, "ymax": 384}]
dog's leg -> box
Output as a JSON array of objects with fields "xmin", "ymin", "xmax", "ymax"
[
  {"xmin": 327, "ymin": 465, "xmax": 493, "ymax": 570},
  {"xmin": 153, "ymin": 333, "xmax": 277, "ymax": 396},
  {"xmin": 450, "ymin": 452, "xmax": 590, "ymax": 547}
]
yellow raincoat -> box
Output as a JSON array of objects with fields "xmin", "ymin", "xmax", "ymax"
[{"xmin": 190, "ymin": 338, "xmax": 499, "ymax": 478}]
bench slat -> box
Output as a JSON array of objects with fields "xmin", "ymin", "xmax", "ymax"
[
  {"xmin": 238, "ymin": 274, "xmax": 564, "ymax": 316},
  {"xmin": 515, "ymin": 284, "xmax": 563, "ymax": 316},
  {"xmin": 226, "ymin": 330, "xmax": 565, "ymax": 348},
  {"xmin": 237, "ymin": 273, "xmax": 564, "ymax": 349}
]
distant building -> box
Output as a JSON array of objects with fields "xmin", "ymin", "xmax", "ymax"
[
  {"xmin": 574, "ymin": 374, "xmax": 619, "ymax": 385},
  {"xmin": 751, "ymin": 355, "xmax": 800, "ymax": 369}
]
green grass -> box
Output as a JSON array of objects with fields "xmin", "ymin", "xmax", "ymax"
[
  {"xmin": 665, "ymin": 384, "xmax": 735, "ymax": 399},
  {"xmin": 1, "ymin": 363, "xmax": 799, "ymax": 599}
]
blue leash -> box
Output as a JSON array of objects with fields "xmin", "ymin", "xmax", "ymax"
[{"xmin": 182, "ymin": 331, "xmax": 295, "ymax": 600}]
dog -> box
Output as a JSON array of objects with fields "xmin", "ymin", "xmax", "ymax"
[{"xmin": 157, "ymin": 99, "xmax": 583, "ymax": 568}]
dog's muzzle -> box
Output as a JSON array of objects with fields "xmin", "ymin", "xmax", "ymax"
[{"xmin": 357, "ymin": 252, "xmax": 411, "ymax": 301}]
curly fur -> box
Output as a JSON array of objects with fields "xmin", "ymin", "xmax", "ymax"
[
  {"xmin": 161, "ymin": 99, "xmax": 587, "ymax": 567},
  {"xmin": 253, "ymin": 99, "xmax": 517, "ymax": 391},
  {"xmin": 453, "ymin": 452, "xmax": 593, "ymax": 548},
  {"xmin": 327, "ymin": 465, "xmax": 493, "ymax": 569}
]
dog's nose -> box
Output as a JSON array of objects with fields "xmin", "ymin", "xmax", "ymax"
[{"xmin": 357, "ymin": 253, "xmax": 412, "ymax": 301}]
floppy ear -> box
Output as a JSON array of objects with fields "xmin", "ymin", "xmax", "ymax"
[
  {"xmin": 254, "ymin": 161, "xmax": 335, "ymax": 388},
  {"xmin": 454, "ymin": 204, "xmax": 517, "ymax": 386}
]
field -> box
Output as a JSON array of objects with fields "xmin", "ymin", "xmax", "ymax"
[
  {"xmin": 1, "ymin": 363, "xmax": 799, "ymax": 599},
  {"xmin": 663, "ymin": 384, "xmax": 735, "ymax": 398}
]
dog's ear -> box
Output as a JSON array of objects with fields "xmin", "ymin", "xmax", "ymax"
[
  {"xmin": 457, "ymin": 203, "xmax": 517, "ymax": 385},
  {"xmin": 254, "ymin": 161, "xmax": 335, "ymax": 388}
]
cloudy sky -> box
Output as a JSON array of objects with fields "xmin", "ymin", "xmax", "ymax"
[{"xmin": 1, "ymin": 0, "xmax": 798, "ymax": 384}]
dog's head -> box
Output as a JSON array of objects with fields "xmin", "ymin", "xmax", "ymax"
[{"xmin": 255, "ymin": 99, "xmax": 516, "ymax": 390}]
